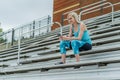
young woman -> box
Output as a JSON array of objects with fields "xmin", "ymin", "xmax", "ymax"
[{"xmin": 57, "ymin": 12, "xmax": 92, "ymax": 64}]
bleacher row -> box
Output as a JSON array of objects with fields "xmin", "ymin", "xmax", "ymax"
[{"xmin": 0, "ymin": 10, "xmax": 120, "ymax": 80}]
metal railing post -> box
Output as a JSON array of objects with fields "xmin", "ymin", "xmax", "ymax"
[
  {"xmin": 61, "ymin": 14, "xmax": 64, "ymax": 26},
  {"xmin": 17, "ymin": 29, "xmax": 21, "ymax": 65},
  {"xmin": 4, "ymin": 35, "xmax": 6, "ymax": 49},
  {"xmin": 47, "ymin": 15, "xmax": 51, "ymax": 32},
  {"xmin": 110, "ymin": 2, "xmax": 114, "ymax": 23},
  {"xmin": 11, "ymin": 28, "xmax": 14, "ymax": 46},
  {"xmin": 33, "ymin": 21, "xmax": 35, "ymax": 38}
]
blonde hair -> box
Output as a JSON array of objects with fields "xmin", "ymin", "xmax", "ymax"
[{"xmin": 67, "ymin": 12, "xmax": 80, "ymax": 23}]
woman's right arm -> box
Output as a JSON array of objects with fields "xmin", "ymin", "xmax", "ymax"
[{"xmin": 67, "ymin": 25, "xmax": 72, "ymax": 37}]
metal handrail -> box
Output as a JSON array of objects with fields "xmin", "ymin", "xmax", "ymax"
[
  {"xmin": 17, "ymin": 22, "xmax": 62, "ymax": 65},
  {"xmin": 81, "ymin": 2, "xmax": 120, "ymax": 25},
  {"xmin": 53, "ymin": 22, "xmax": 62, "ymax": 35},
  {"xmin": 63, "ymin": 0, "xmax": 106, "ymax": 15},
  {"xmin": 17, "ymin": 24, "xmax": 50, "ymax": 65},
  {"xmin": 20, "ymin": 24, "xmax": 52, "ymax": 36},
  {"xmin": 63, "ymin": 2, "xmax": 120, "ymax": 24},
  {"xmin": 61, "ymin": 0, "xmax": 107, "ymax": 25},
  {"xmin": 82, "ymin": 2, "xmax": 120, "ymax": 16},
  {"xmin": 79, "ymin": 2, "xmax": 114, "ymax": 22},
  {"xmin": 19, "ymin": 22, "xmax": 62, "ymax": 37}
]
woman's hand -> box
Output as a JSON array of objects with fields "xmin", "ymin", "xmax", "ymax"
[
  {"xmin": 59, "ymin": 35, "xmax": 71, "ymax": 40},
  {"xmin": 59, "ymin": 36, "xmax": 63, "ymax": 40}
]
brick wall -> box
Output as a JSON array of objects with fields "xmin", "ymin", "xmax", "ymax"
[{"xmin": 52, "ymin": 0, "xmax": 120, "ymax": 30}]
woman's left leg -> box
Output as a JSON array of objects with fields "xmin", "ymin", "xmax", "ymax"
[
  {"xmin": 75, "ymin": 54, "xmax": 80, "ymax": 62},
  {"xmin": 71, "ymin": 40, "xmax": 85, "ymax": 62}
]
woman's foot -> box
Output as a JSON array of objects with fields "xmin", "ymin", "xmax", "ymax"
[{"xmin": 55, "ymin": 62, "xmax": 64, "ymax": 65}]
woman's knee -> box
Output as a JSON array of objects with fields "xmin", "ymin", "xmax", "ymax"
[
  {"xmin": 71, "ymin": 40, "xmax": 78, "ymax": 47},
  {"xmin": 60, "ymin": 41, "xmax": 65, "ymax": 48},
  {"xmin": 60, "ymin": 41, "xmax": 67, "ymax": 54}
]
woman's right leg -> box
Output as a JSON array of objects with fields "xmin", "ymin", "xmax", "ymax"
[
  {"xmin": 61, "ymin": 54, "xmax": 66, "ymax": 63},
  {"xmin": 60, "ymin": 40, "xmax": 70, "ymax": 63}
]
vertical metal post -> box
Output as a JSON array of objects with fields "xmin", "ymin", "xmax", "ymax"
[
  {"xmin": 47, "ymin": 15, "xmax": 50, "ymax": 32},
  {"xmin": 11, "ymin": 28, "xmax": 14, "ymax": 46},
  {"xmin": 100, "ymin": 0, "xmax": 104, "ymax": 14},
  {"xmin": 47, "ymin": 15, "xmax": 51, "ymax": 24},
  {"xmin": 79, "ymin": 12, "xmax": 82, "ymax": 22},
  {"xmin": 17, "ymin": 29, "xmax": 21, "ymax": 65},
  {"xmin": 5, "ymin": 33, "xmax": 8, "ymax": 49},
  {"xmin": 61, "ymin": 14, "xmax": 64, "ymax": 26},
  {"xmin": 33, "ymin": 21, "xmax": 35, "ymax": 38},
  {"xmin": 39, "ymin": 21, "xmax": 41, "ymax": 35},
  {"xmin": 111, "ymin": 3, "xmax": 114, "ymax": 23},
  {"xmin": 49, "ymin": 15, "xmax": 51, "ymax": 32}
]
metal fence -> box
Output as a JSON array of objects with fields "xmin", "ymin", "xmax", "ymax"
[{"xmin": 0, "ymin": 15, "xmax": 51, "ymax": 50}]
